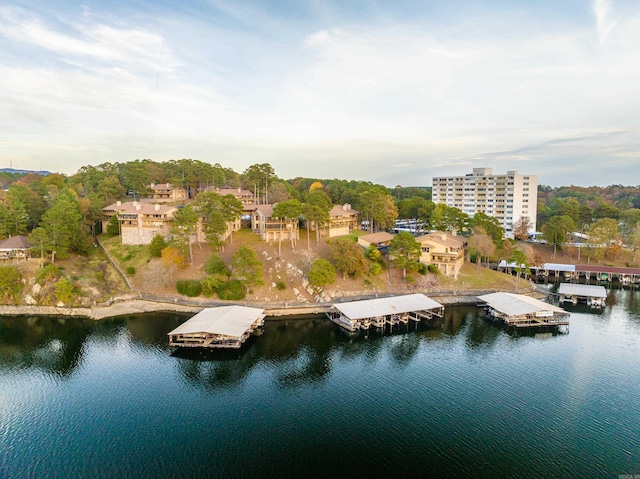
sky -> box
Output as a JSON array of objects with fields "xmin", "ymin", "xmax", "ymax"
[{"xmin": 1, "ymin": 0, "xmax": 639, "ymax": 187}]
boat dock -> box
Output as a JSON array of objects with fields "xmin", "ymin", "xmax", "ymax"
[
  {"xmin": 326, "ymin": 293, "xmax": 444, "ymax": 332},
  {"xmin": 558, "ymin": 283, "xmax": 607, "ymax": 307},
  {"xmin": 168, "ymin": 306, "xmax": 266, "ymax": 349},
  {"xmin": 478, "ymin": 292, "xmax": 569, "ymax": 328}
]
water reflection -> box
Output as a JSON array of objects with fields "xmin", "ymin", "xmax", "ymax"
[{"xmin": 0, "ymin": 316, "xmax": 93, "ymax": 378}]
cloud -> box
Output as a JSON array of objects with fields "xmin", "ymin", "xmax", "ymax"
[{"xmin": 593, "ymin": 0, "xmax": 617, "ymax": 44}]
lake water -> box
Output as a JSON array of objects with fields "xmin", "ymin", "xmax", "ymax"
[{"xmin": 1, "ymin": 291, "xmax": 640, "ymax": 478}]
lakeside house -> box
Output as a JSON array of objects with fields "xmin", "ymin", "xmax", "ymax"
[
  {"xmin": 149, "ymin": 183, "xmax": 188, "ymax": 202},
  {"xmin": 251, "ymin": 204, "xmax": 299, "ymax": 242},
  {"xmin": 211, "ymin": 188, "xmax": 256, "ymax": 209},
  {"xmin": 358, "ymin": 232, "xmax": 394, "ymax": 249},
  {"xmin": 326, "ymin": 204, "xmax": 359, "ymax": 237},
  {"xmin": 0, "ymin": 235, "xmax": 31, "ymax": 261},
  {"xmin": 416, "ymin": 232, "xmax": 466, "ymax": 278},
  {"xmin": 102, "ymin": 201, "xmax": 177, "ymax": 245}
]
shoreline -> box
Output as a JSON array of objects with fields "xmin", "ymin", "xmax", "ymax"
[{"xmin": 0, "ymin": 287, "xmax": 542, "ymax": 320}]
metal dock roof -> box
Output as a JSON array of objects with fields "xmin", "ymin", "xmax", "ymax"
[
  {"xmin": 478, "ymin": 292, "xmax": 567, "ymax": 317},
  {"xmin": 558, "ymin": 284, "xmax": 607, "ymax": 298},
  {"xmin": 333, "ymin": 294, "xmax": 443, "ymax": 320},
  {"xmin": 168, "ymin": 306, "xmax": 266, "ymax": 339}
]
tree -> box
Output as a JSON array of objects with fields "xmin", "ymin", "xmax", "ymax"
[
  {"xmin": 230, "ymin": 246, "xmax": 264, "ymax": 292},
  {"xmin": 96, "ymin": 176, "xmax": 125, "ymax": 204},
  {"xmin": 543, "ymin": 215, "xmax": 576, "ymax": 258},
  {"xmin": 0, "ymin": 265, "xmax": 22, "ymax": 304},
  {"xmin": 149, "ymin": 234, "xmax": 167, "ymax": 257},
  {"xmin": 37, "ymin": 190, "xmax": 87, "ymax": 262},
  {"xmin": 587, "ymin": 218, "xmax": 619, "ymax": 261},
  {"xmin": 329, "ymin": 238, "xmax": 367, "ymax": 279},
  {"xmin": 308, "ymin": 259, "xmax": 336, "ymax": 288},
  {"xmin": 272, "ymin": 199, "xmax": 303, "ymax": 254},
  {"xmin": 429, "ymin": 203, "xmax": 469, "ymax": 234},
  {"xmin": 470, "ymin": 212, "xmax": 504, "ymax": 243},
  {"xmin": 220, "ymin": 194, "xmax": 243, "ymax": 243},
  {"xmin": 468, "ymin": 227, "xmax": 496, "ymax": 267},
  {"xmin": 106, "ymin": 213, "xmax": 120, "ymax": 236},
  {"xmin": 358, "ymin": 187, "xmax": 398, "ymax": 233},
  {"xmin": 512, "ymin": 216, "xmax": 533, "ymax": 241},
  {"xmin": 242, "ymin": 163, "xmax": 276, "ymax": 204},
  {"xmin": 161, "ymin": 246, "xmax": 186, "ymax": 269},
  {"xmin": 388, "ymin": 232, "xmax": 421, "ymax": 279},
  {"xmin": 508, "ymin": 248, "xmax": 530, "ymax": 289},
  {"xmin": 304, "ymin": 190, "xmax": 332, "ymax": 249},
  {"xmin": 195, "ymin": 191, "xmax": 231, "ymax": 251},
  {"xmin": 171, "ymin": 205, "xmax": 199, "ymax": 264}
]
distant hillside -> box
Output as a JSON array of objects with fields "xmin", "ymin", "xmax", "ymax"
[{"xmin": 0, "ymin": 168, "xmax": 51, "ymax": 176}]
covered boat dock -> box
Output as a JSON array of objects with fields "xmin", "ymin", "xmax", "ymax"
[
  {"xmin": 478, "ymin": 292, "xmax": 569, "ymax": 328},
  {"xmin": 327, "ymin": 293, "xmax": 444, "ymax": 332},
  {"xmin": 168, "ymin": 306, "xmax": 266, "ymax": 349},
  {"xmin": 558, "ymin": 284, "xmax": 607, "ymax": 307}
]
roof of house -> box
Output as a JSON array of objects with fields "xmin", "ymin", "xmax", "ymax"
[
  {"xmin": 0, "ymin": 235, "xmax": 31, "ymax": 250},
  {"xmin": 167, "ymin": 306, "xmax": 266, "ymax": 338},
  {"xmin": 416, "ymin": 232, "xmax": 465, "ymax": 249},
  {"xmin": 216, "ymin": 188, "xmax": 254, "ymax": 197},
  {"xmin": 329, "ymin": 204, "xmax": 359, "ymax": 217},
  {"xmin": 333, "ymin": 294, "xmax": 443, "ymax": 320},
  {"xmin": 478, "ymin": 292, "xmax": 567, "ymax": 317},
  {"xmin": 253, "ymin": 204, "xmax": 274, "ymax": 217},
  {"xmin": 150, "ymin": 183, "xmax": 177, "ymax": 190},
  {"xmin": 103, "ymin": 201, "xmax": 176, "ymax": 215},
  {"xmin": 359, "ymin": 232, "xmax": 394, "ymax": 244}
]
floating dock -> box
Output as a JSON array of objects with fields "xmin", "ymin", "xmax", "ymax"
[
  {"xmin": 327, "ymin": 293, "xmax": 444, "ymax": 332},
  {"xmin": 558, "ymin": 283, "xmax": 607, "ymax": 307},
  {"xmin": 478, "ymin": 292, "xmax": 569, "ymax": 328},
  {"xmin": 168, "ymin": 306, "xmax": 266, "ymax": 349}
]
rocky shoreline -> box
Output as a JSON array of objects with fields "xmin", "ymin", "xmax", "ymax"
[{"xmin": 0, "ymin": 286, "xmax": 543, "ymax": 320}]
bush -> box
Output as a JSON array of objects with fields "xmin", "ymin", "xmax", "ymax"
[
  {"xmin": 427, "ymin": 264, "xmax": 439, "ymax": 273},
  {"xmin": 276, "ymin": 280, "xmax": 286, "ymax": 290},
  {"xmin": 308, "ymin": 259, "xmax": 336, "ymax": 288},
  {"xmin": 36, "ymin": 263, "xmax": 60, "ymax": 284},
  {"xmin": 417, "ymin": 263, "xmax": 428, "ymax": 275},
  {"xmin": 204, "ymin": 254, "xmax": 231, "ymax": 276},
  {"xmin": 55, "ymin": 277, "xmax": 76, "ymax": 304},
  {"xmin": 125, "ymin": 266, "xmax": 135, "ymax": 275},
  {"xmin": 0, "ymin": 265, "xmax": 22, "ymax": 304},
  {"xmin": 217, "ymin": 279, "xmax": 246, "ymax": 300},
  {"xmin": 369, "ymin": 262, "xmax": 382, "ymax": 276},
  {"xmin": 176, "ymin": 279, "xmax": 202, "ymax": 297},
  {"xmin": 201, "ymin": 274, "xmax": 227, "ymax": 297}
]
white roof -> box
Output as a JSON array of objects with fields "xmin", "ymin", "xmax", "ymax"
[
  {"xmin": 558, "ymin": 284, "xmax": 607, "ymax": 298},
  {"xmin": 168, "ymin": 306, "xmax": 265, "ymax": 338},
  {"xmin": 333, "ymin": 294, "xmax": 443, "ymax": 320},
  {"xmin": 478, "ymin": 292, "xmax": 567, "ymax": 317},
  {"xmin": 542, "ymin": 263, "xmax": 576, "ymax": 272}
]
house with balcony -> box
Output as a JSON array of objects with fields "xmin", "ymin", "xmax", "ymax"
[
  {"xmin": 150, "ymin": 183, "xmax": 188, "ymax": 202},
  {"xmin": 251, "ymin": 204, "xmax": 299, "ymax": 242},
  {"xmin": 103, "ymin": 201, "xmax": 177, "ymax": 245},
  {"xmin": 415, "ymin": 232, "xmax": 466, "ymax": 278},
  {"xmin": 0, "ymin": 235, "xmax": 31, "ymax": 261}
]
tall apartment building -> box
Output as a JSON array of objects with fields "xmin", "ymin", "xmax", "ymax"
[{"xmin": 432, "ymin": 168, "xmax": 538, "ymax": 236}]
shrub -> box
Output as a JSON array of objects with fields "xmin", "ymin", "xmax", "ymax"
[
  {"xmin": 417, "ymin": 263, "xmax": 428, "ymax": 275},
  {"xmin": 308, "ymin": 259, "xmax": 336, "ymax": 288},
  {"xmin": 176, "ymin": 279, "xmax": 202, "ymax": 297},
  {"xmin": 427, "ymin": 264, "xmax": 439, "ymax": 273},
  {"xmin": 217, "ymin": 279, "xmax": 246, "ymax": 300},
  {"xmin": 0, "ymin": 265, "xmax": 22, "ymax": 304},
  {"xmin": 204, "ymin": 254, "xmax": 231, "ymax": 277},
  {"xmin": 36, "ymin": 263, "xmax": 60, "ymax": 284},
  {"xmin": 55, "ymin": 277, "xmax": 76, "ymax": 304},
  {"xmin": 201, "ymin": 274, "xmax": 227, "ymax": 297},
  {"xmin": 276, "ymin": 280, "xmax": 286, "ymax": 290},
  {"xmin": 405, "ymin": 275, "xmax": 415, "ymax": 284},
  {"xmin": 126, "ymin": 266, "xmax": 135, "ymax": 275},
  {"xmin": 162, "ymin": 246, "xmax": 186, "ymax": 269},
  {"xmin": 369, "ymin": 262, "xmax": 382, "ymax": 276}
]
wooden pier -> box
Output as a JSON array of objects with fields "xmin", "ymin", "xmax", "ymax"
[
  {"xmin": 558, "ymin": 283, "xmax": 607, "ymax": 307},
  {"xmin": 326, "ymin": 294, "xmax": 444, "ymax": 332},
  {"xmin": 168, "ymin": 306, "xmax": 266, "ymax": 349},
  {"xmin": 478, "ymin": 292, "xmax": 569, "ymax": 328}
]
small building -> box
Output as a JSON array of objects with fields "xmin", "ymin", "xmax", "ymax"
[
  {"xmin": 149, "ymin": 183, "xmax": 188, "ymax": 202},
  {"xmin": 213, "ymin": 188, "xmax": 256, "ymax": 209},
  {"xmin": 478, "ymin": 292, "xmax": 569, "ymax": 328},
  {"xmin": 325, "ymin": 204, "xmax": 359, "ymax": 237},
  {"xmin": 102, "ymin": 201, "xmax": 177, "ymax": 245},
  {"xmin": 168, "ymin": 306, "xmax": 266, "ymax": 349},
  {"xmin": 0, "ymin": 235, "xmax": 31, "ymax": 261},
  {"xmin": 558, "ymin": 284, "xmax": 607, "ymax": 307},
  {"xmin": 327, "ymin": 293, "xmax": 444, "ymax": 332},
  {"xmin": 415, "ymin": 232, "xmax": 466, "ymax": 278},
  {"xmin": 251, "ymin": 204, "xmax": 299, "ymax": 242},
  {"xmin": 357, "ymin": 232, "xmax": 394, "ymax": 249}
]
